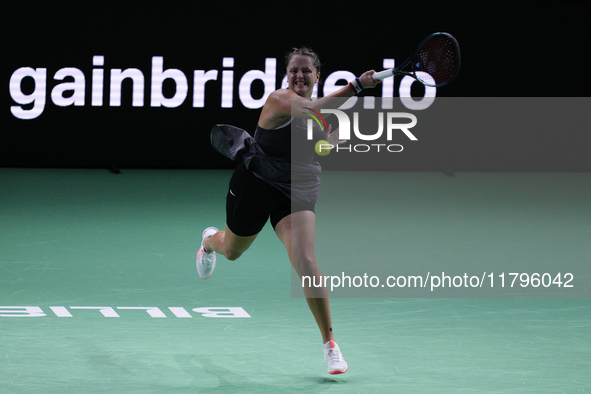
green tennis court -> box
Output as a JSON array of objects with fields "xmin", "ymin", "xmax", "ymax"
[{"xmin": 2, "ymin": 169, "xmax": 590, "ymax": 393}]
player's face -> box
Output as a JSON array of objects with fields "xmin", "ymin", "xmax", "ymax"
[{"xmin": 287, "ymin": 55, "xmax": 319, "ymax": 98}]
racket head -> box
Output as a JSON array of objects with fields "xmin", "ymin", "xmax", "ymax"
[{"xmin": 411, "ymin": 32, "xmax": 461, "ymax": 87}]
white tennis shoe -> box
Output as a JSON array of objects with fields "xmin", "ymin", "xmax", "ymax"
[
  {"xmin": 196, "ymin": 227, "xmax": 219, "ymax": 279},
  {"xmin": 324, "ymin": 340, "xmax": 348, "ymax": 374}
]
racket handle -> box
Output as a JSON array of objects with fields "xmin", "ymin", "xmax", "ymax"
[{"xmin": 373, "ymin": 69, "xmax": 394, "ymax": 80}]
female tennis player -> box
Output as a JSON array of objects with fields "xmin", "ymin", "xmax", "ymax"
[{"xmin": 197, "ymin": 47, "xmax": 380, "ymax": 374}]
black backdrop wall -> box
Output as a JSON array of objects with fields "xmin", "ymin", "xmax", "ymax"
[{"xmin": 3, "ymin": 1, "xmax": 590, "ymax": 171}]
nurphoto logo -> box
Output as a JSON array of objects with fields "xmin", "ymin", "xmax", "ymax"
[{"xmin": 306, "ymin": 102, "xmax": 422, "ymax": 154}]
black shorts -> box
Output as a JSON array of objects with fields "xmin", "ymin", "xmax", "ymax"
[{"xmin": 226, "ymin": 164, "xmax": 315, "ymax": 236}]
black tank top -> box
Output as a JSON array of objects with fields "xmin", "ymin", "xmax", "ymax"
[
  {"xmin": 254, "ymin": 117, "xmax": 323, "ymax": 164},
  {"xmin": 210, "ymin": 122, "xmax": 322, "ymax": 206}
]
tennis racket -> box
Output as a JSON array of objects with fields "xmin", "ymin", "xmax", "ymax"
[{"xmin": 373, "ymin": 32, "xmax": 461, "ymax": 87}]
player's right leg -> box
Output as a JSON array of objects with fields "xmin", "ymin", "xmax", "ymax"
[
  {"xmin": 196, "ymin": 226, "xmax": 257, "ymax": 279},
  {"xmin": 196, "ymin": 163, "xmax": 274, "ymax": 279},
  {"xmin": 205, "ymin": 226, "xmax": 258, "ymax": 261}
]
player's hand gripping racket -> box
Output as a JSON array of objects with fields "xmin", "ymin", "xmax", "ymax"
[{"xmin": 373, "ymin": 32, "xmax": 461, "ymax": 87}]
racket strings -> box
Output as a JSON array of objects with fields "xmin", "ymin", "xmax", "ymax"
[{"xmin": 414, "ymin": 35, "xmax": 459, "ymax": 86}]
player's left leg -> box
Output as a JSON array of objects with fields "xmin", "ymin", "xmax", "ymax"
[{"xmin": 274, "ymin": 211, "xmax": 348, "ymax": 374}]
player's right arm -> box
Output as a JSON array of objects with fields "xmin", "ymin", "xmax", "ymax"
[{"xmin": 258, "ymin": 70, "xmax": 379, "ymax": 130}]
